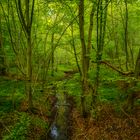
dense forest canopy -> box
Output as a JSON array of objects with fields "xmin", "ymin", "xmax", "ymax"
[{"xmin": 0, "ymin": 0, "xmax": 140, "ymax": 139}]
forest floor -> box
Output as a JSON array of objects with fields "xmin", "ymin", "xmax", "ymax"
[
  {"xmin": 56, "ymin": 70, "xmax": 140, "ymax": 140},
  {"xmin": 0, "ymin": 70, "xmax": 140, "ymax": 140},
  {"xmin": 70, "ymin": 104, "xmax": 140, "ymax": 140}
]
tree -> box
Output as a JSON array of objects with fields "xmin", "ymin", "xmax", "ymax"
[
  {"xmin": 16, "ymin": 0, "xmax": 35, "ymax": 111},
  {"xmin": 79, "ymin": 0, "xmax": 95, "ymax": 117},
  {"xmin": 0, "ymin": 17, "xmax": 7, "ymax": 75},
  {"xmin": 124, "ymin": 0, "xmax": 129, "ymax": 71},
  {"xmin": 134, "ymin": 49, "xmax": 140, "ymax": 79},
  {"xmin": 94, "ymin": 0, "xmax": 108, "ymax": 104}
]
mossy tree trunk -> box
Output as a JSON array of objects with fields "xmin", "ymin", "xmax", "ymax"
[
  {"xmin": 124, "ymin": 0, "xmax": 129, "ymax": 71},
  {"xmin": 17, "ymin": 0, "xmax": 35, "ymax": 111},
  {"xmin": 0, "ymin": 16, "xmax": 6, "ymax": 76},
  {"xmin": 51, "ymin": 33, "xmax": 55, "ymax": 76},
  {"xmin": 0, "ymin": 37, "xmax": 6, "ymax": 76},
  {"xmin": 134, "ymin": 49, "xmax": 140, "ymax": 79},
  {"xmin": 79, "ymin": 0, "xmax": 95, "ymax": 117},
  {"xmin": 94, "ymin": 0, "xmax": 108, "ymax": 105}
]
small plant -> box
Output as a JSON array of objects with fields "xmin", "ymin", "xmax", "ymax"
[{"xmin": 3, "ymin": 113, "xmax": 31, "ymax": 140}]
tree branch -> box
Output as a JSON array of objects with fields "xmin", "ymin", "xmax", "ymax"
[{"xmin": 92, "ymin": 60, "xmax": 134, "ymax": 76}]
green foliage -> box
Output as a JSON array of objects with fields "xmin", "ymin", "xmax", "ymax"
[
  {"xmin": 99, "ymin": 86, "xmax": 119, "ymax": 103},
  {"xmin": 0, "ymin": 78, "xmax": 25, "ymax": 113},
  {"xmin": 0, "ymin": 1, "xmax": 140, "ymax": 139},
  {"xmin": 64, "ymin": 73, "xmax": 81, "ymax": 96},
  {"xmin": 31, "ymin": 117, "xmax": 48, "ymax": 130},
  {"xmin": 64, "ymin": 73, "xmax": 82, "ymax": 109},
  {"xmin": 47, "ymin": 70, "xmax": 64, "ymax": 80},
  {"xmin": 57, "ymin": 64, "xmax": 72, "ymax": 72},
  {"xmin": 3, "ymin": 113, "xmax": 31, "ymax": 140}
]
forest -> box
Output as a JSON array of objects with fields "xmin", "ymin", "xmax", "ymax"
[{"xmin": 0, "ymin": 0, "xmax": 140, "ymax": 139}]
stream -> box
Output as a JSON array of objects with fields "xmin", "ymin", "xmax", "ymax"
[{"xmin": 48, "ymin": 90, "xmax": 71, "ymax": 140}]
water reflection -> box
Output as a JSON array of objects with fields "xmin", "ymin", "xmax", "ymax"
[
  {"xmin": 50, "ymin": 124, "xmax": 59, "ymax": 139},
  {"xmin": 49, "ymin": 92, "xmax": 69, "ymax": 140}
]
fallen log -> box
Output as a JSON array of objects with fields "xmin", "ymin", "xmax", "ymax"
[{"xmin": 92, "ymin": 60, "xmax": 134, "ymax": 76}]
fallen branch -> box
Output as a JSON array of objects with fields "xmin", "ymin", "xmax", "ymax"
[{"xmin": 92, "ymin": 60, "xmax": 134, "ymax": 76}]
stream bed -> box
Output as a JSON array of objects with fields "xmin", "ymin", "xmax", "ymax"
[{"xmin": 48, "ymin": 91, "xmax": 71, "ymax": 140}]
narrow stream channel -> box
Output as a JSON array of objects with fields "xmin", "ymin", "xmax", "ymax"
[{"xmin": 48, "ymin": 91, "xmax": 71, "ymax": 140}]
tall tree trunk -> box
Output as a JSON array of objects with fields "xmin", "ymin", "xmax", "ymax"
[
  {"xmin": 79, "ymin": 0, "xmax": 88, "ymax": 117},
  {"xmin": 124, "ymin": 0, "xmax": 129, "ymax": 71},
  {"xmin": 134, "ymin": 49, "xmax": 140, "ymax": 79},
  {"xmin": 86, "ymin": 4, "xmax": 95, "ymax": 70},
  {"xmin": 0, "ymin": 17, "xmax": 7, "ymax": 75},
  {"xmin": 79, "ymin": 0, "xmax": 87, "ymax": 117},
  {"xmin": 129, "ymin": 44, "xmax": 134, "ymax": 69},
  {"xmin": 25, "ymin": 0, "xmax": 33, "ymax": 111},
  {"xmin": 79, "ymin": 0, "xmax": 95, "ymax": 117},
  {"xmin": 111, "ymin": 1, "xmax": 121, "ymax": 69},
  {"xmin": 94, "ymin": 0, "xmax": 108, "ymax": 105},
  {"xmin": 27, "ymin": 33, "xmax": 33, "ymax": 111},
  {"xmin": 17, "ymin": 0, "xmax": 35, "ymax": 111},
  {"xmin": 71, "ymin": 24, "xmax": 81, "ymax": 75},
  {"xmin": 94, "ymin": 0, "xmax": 101, "ymax": 105},
  {"xmin": 51, "ymin": 33, "xmax": 54, "ymax": 76}
]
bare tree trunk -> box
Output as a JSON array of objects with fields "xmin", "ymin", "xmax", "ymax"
[
  {"xmin": 27, "ymin": 33, "xmax": 33, "ymax": 111},
  {"xmin": 51, "ymin": 33, "xmax": 55, "ymax": 76},
  {"xmin": 129, "ymin": 44, "xmax": 134, "ymax": 69},
  {"xmin": 79, "ymin": 0, "xmax": 88, "ymax": 117},
  {"xmin": 71, "ymin": 24, "xmax": 81, "ymax": 75},
  {"xmin": 124, "ymin": 0, "xmax": 129, "ymax": 71}
]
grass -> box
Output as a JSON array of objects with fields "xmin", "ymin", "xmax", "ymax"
[{"xmin": 0, "ymin": 77, "xmax": 25, "ymax": 113}]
